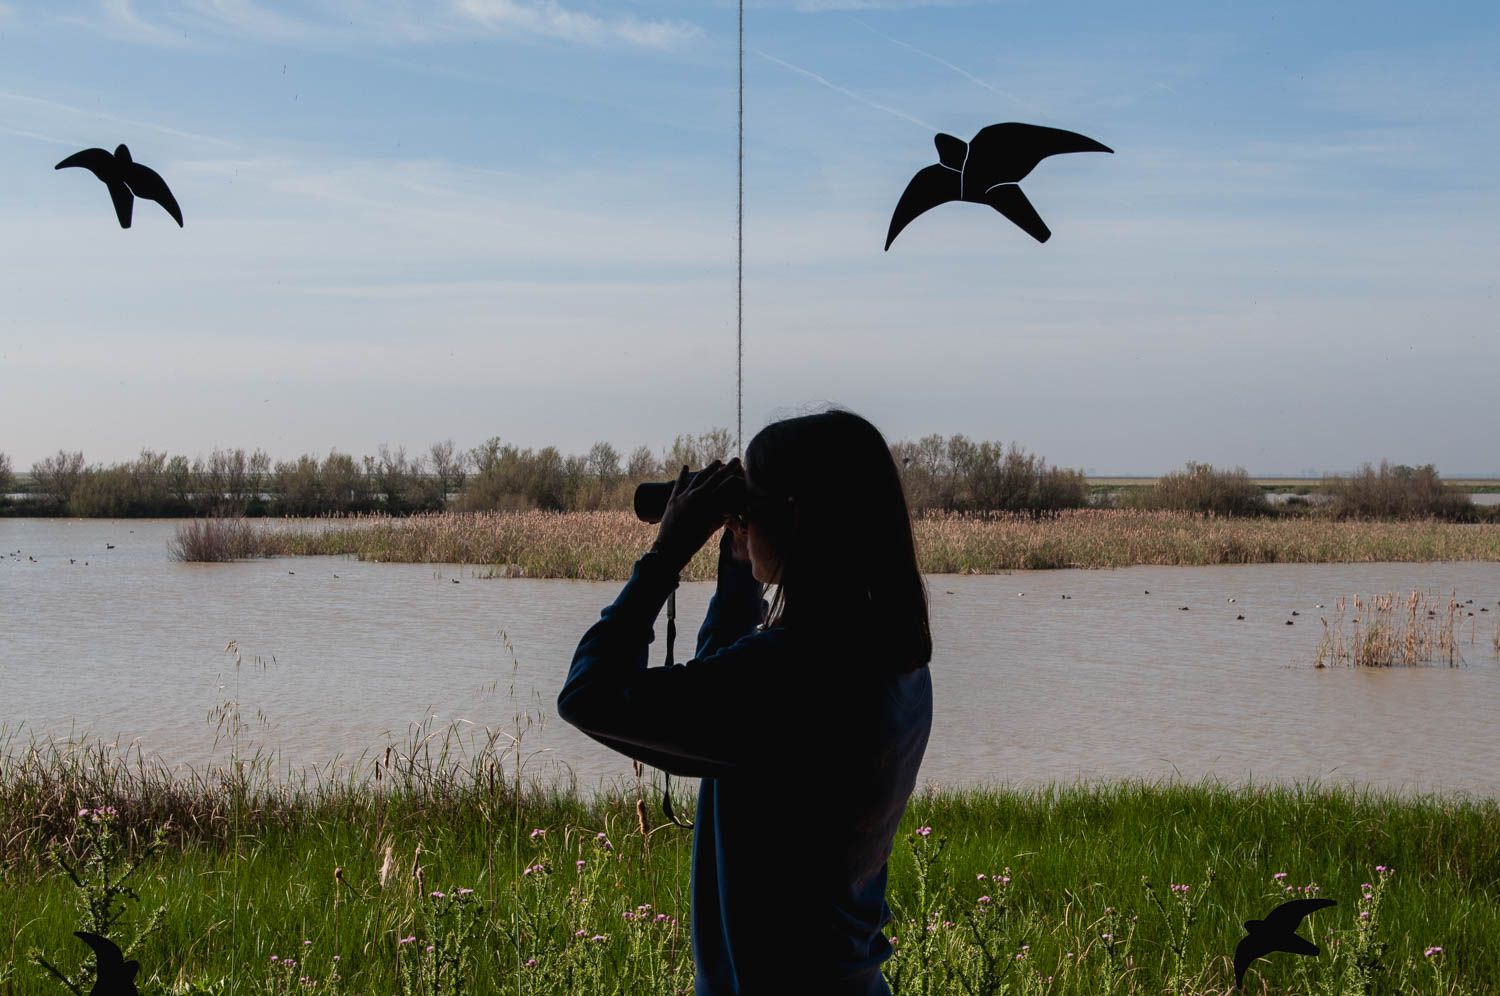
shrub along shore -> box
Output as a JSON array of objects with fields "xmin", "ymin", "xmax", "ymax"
[
  {"xmin": 168, "ymin": 509, "xmax": 1500, "ymax": 579},
  {"xmin": 0, "ymin": 731, "xmax": 1496, "ymax": 994}
]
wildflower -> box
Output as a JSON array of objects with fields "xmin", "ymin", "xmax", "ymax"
[
  {"xmin": 303, "ymin": 940, "xmax": 312, "ymax": 947},
  {"xmin": 284, "ymin": 959, "xmax": 296, "ymax": 969},
  {"xmin": 457, "ymin": 888, "xmax": 474, "ymax": 896},
  {"xmin": 977, "ymin": 873, "xmax": 987, "ymax": 881},
  {"xmin": 430, "ymin": 890, "xmax": 446, "ymax": 899},
  {"xmin": 78, "ymin": 808, "xmax": 91, "ymax": 818},
  {"xmin": 590, "ymin": 934, "xmax": 608, "ymax": 943},
  {"xmin": 399, "ymin": 936, "xmax": 416, "ymax": 946},
  {"xmin": 1102, "ymin": 933, "xmax": 1113, "ymax": 942},
  {"xmin": 1359, "ymin": 911, "xmax": 1371, "ymax": 920},
  {"xmin": 576, "ymin": 860, "xmax": 586, "ymax": 870},
  {"xmin": 977, "ymin": 895, "xmax": 992, "ymax": 905},
  {"xmin": 1273, "ymin": 872, "xmax": 1288, "ymax": 881},
  {"xmin": 1015, "ymin": 952, "xmax": 1025, "ymax": 961},
  {"xmin": 270, "ymin": 956, "xmax": 280, "ymax": 963},
  {"xmin": 426, "ymin": 945, "xmax": 434, "ymax": 954},
  {"xmin": 524, "ymin": 958, "xmax": 537, "ymax": 968},
  {"xmin": 1425, "ymin": 946, "xmax": 1444, "ymax": 958},
  {"xmin": 332, "ymin": 956, "xmax": 340, "ymax": 962},
  {"xmin": 915, "ymin": 826, "xmax": 932, "ymax": 837},
  {"xmin": 942, "ymin": 920, "xmax": 955, "ymax": 929},
  {"xmin": 530, "ymin": 828, "xmax": 546, "ymax": 839},
  {"xmin": 654, "ymin": 913, "xmax": 669, "ymax": 923},
  {"xmin": 575, "ymin": 929, "xmax": 587, "ymax": 938},
  {"xmin": 999, "ymin": 875, "xmax": 1011, "ymax": 885}
]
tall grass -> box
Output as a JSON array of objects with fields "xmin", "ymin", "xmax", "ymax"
[
  {"xmin": 170, "ymin": 510, "xmax": 1500, "ymax": 578},
  {"xmin": 2, "ymin": 726, "xmax": 1497, "ymax": 994}
]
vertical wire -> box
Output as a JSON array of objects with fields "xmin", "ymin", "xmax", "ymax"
[{"xmin": 736, "ymin": 0, "xmax": 744, "ymax": 460}]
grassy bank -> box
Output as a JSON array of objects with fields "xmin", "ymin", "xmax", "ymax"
[
  {"xmin": 171, "ymin": 510, "xmax": 1500, "ymax": 579},
  {"xmin": 1, "ymin": 730, "xmax": 1497, "ymax": 994}
]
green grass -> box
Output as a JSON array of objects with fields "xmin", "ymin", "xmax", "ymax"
[{"xmin": 2, "ymin": 729, "xmax": 1496, "ymax": 995}]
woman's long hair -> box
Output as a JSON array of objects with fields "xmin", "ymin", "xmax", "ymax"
[{"xmin": 745, "ymin": 407, "xmax": 932, "ymax": 672}]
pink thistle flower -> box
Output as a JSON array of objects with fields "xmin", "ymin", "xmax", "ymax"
[
  {"xmin": 399, "ymin": 936, "xmax": 416, "ymax": 946},
  {"xmin": 576, "ymin": 860, "xmax": 586, "ymax": 870},
  {"xmin": 457, "ymin": 888, "xmax": 474, "ymax": 896},
  {"xmin": 524, "ymin": 958, "xmax": 537, "ymax": 968},
  {"xmin": 574, "ymin": 929, "xmax": 587, "ymax": 938},
  {"xmin": 1425, "ymin": 946, "xmax": 1444, "ymax": 958},
  {"xmin": 530, "ymin": 828, "xmax": 546, "ymax": 839},
  {"xmin": 976, "ymin": 873, "xmax": 987, "ymax": 881},
  {"xmin": 977, "ymin": 895, "xmax": 992, "ymax": 905},
  {"xmin": 430, "ymin": 891, "xmax": 445, "ymax": 899},
  {"xmin": 270, "ymin": 956, "xmax": 279, "ymax": 963},
  {"xmin": 1273, "ymin": 872, "xmax": 1288, "ymax": 881},
  {"xmin": 1360, "ymin": 911, "xmax": 1371, "ymax": 920},
  {"xmin": 590, "ymin": 934, "xmax": 608, "ymax": 943},
  {"xmin": 915, "ymin": 826, "xmax": 932, "ymax": 837},
  {"xmin": 425, "ymin": 945, "xmax": 434, "ymax": 954}
]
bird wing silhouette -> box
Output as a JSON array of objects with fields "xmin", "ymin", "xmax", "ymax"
[
  {"xmin": 1233, "ymin": 932, "xmax": 1271, "ymax": 990},
  {"xmin": 980, "ymin": 183, "xmax": 1051, "ymax": 243},
  {"xmin": 55, "ymin": 148, "xmax": 116, "ymax": 180},
  {"xmin": 1264, "ymin": 897, "xmax": 1337, "ymax": 932},
  {"xmin": 123, "ymin": 161, "xmax": 183, "ymax": 227},
  {"xmin": 968, "ymin": 122, "xmax": 1113, "ymax": 183},
  {"xmin": 56, "ymin": 149, "xmax": 135, "ymax": 227},
  {"xmin": 884, "ymin": 163, "xmax": 961, "ymax": 250},
  {"xmin": 73, "ymin": 931, "xmax": 127, "ymax": 973}
]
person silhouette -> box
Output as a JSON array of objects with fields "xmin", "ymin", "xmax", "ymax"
[{"xmin": 559, "ymin": 408, "xmax": 934, "ymax": 995}]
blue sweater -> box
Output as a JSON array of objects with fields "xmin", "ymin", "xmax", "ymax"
[{"xmin": 558, "ymin": 535, "xmax": 933, "ymax": 995}]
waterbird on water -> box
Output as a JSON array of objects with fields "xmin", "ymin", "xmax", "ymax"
[{"xmin": 55, "ymin": 144, "xmax": 183, "ymax": 228}]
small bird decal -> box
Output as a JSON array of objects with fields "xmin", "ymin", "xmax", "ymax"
[
  {"xmin": 1234, "ymin": 898, "xmax": 1337, "ymax": 990},
  {"xmin": 886, "ymin": 122, "xmax": 1111, "ymax": 249},
  {"xmin": 72, "ymin": 931, "xmax": 141, "ymax": 996},
  {"xmin": 56, "ymin": 144, "xmax": 183, "ymax": 229}
]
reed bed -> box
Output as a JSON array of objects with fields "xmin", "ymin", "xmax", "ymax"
[
  {"xmin": 1315, "ymin": 590, "xmax": 1470, "ymax": 668},
  {"xmin": 173, "ymin": 510, "xmax": 1500, "ymax": 579},
  {"xmin": 2, "ymin": 727, "xmax": 1498, "ymax": 994}
]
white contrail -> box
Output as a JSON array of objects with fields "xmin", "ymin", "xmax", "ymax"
[
  {"xmin": 853, "ymin": 18, "xmax": 1048, "ymax": 115},
  {"xmin": 752, "ymin": 48, "xmax": 936, "ymax": 131}
]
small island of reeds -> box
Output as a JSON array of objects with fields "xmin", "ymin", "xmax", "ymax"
[{"xmin": 170, "ymin": 509, "xmax": 1500, "ymax": 580}]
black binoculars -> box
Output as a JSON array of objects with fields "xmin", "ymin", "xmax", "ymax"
[{"xmin": 633, "ymin": 465, "xmax": 750, "ymax": 525}]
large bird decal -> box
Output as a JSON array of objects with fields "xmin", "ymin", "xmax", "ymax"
[{"xmin": 885, "ymin": 122, "xmax": 1110, "ymax": 248}]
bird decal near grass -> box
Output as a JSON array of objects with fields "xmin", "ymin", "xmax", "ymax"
[
  {"xmin": 55, "ymin": 144, "xmax": 183, "ymax": 229},
  {"xmin": 885, "ymin": 122, "xmax": 1111, "ymax": 248},
  {"xmin": 1234, "ymin": 897, "xmax": 1337, "ymax": 990},
  {"xmin": 71, "ymin": 932, "xmax": 141, "ymax": 996}
]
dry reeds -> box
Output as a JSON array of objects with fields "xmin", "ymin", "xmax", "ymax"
[
  {"xmin": 167, "ymin": 515, "xmax": 261, "ymax": 562},
  {"xmin": 177, "ymin": 509, "xmax": 1500, "ymax": 578},
  {"xmin": 1315, "ymin": 590, "xmax": 1466, "ymax": 668}
]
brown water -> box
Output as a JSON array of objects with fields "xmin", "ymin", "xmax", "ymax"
[{"xmin": 3, "ymin": 519, "xmax": 1498, "ymax": 798}]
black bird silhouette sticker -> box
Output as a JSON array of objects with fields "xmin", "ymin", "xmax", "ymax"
[
  {"xmin": 1234, "ymin": 898, "xmax": 1337, "ymax": 990},
  {"xmin": 72, "ymin": 932, "xmax": 141, "ymax": 996},
  {"xmin": 56, "ymin": 144, "xmax": 183, "ymax": 229},
  {"xmin": 885, "ymin": 122, "xmax": 1111, "ymax": 249}
]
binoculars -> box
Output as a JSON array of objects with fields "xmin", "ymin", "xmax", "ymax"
[{"xmin": 633, "ymin": 465, "xmax": 750, "ymax": 525}]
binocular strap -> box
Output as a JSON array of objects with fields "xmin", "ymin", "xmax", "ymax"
[{"xmin": 660, "ymin": 589, "xmax": 695, "ymax": 830}]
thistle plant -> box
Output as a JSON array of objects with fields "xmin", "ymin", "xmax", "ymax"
[
  {"xmin": 396, "ymin": 888, "xmax": 480, "ymax": 996},
  {"xmin": 1141, "ymin": 865, "xmax": 1215, "ymax": 993},
  {"xmin": 28, "ymin": 805, "xmax": 168, "ymax": 994}
]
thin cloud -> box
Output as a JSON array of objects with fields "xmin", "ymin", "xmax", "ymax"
[
  {"xmin": 0, "ymin": 89, "xmax": 237, "ymax": 149},
  {"xmin": 853, "ymin": 17, "xmax": 1047, "ymax": 115},
  {"xmin": 752, "ymin": 48, "xmax": 936, "ymax": 130},
  {"xmin": 453, "ymin": 0, "xmax": 702, "ymax": 50},
  {"xmin": 80, "ymin": 0, "xmax": 192, "ymax": 47}
]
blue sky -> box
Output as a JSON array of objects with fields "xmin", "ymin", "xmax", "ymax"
[{"xmin": 1, "ymin": 0, "xmax": 1496, "ymax": 475}]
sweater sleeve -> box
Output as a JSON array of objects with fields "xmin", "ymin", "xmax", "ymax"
[{"xmin": 557, "ymin": 537, "xmax": 775, "ymax": 780}]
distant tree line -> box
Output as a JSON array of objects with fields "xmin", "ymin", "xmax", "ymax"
[
  {"xmin": 1, "ymin": 431, "xmax": 1091, "ymax": 518},
  {"xmin": 0, "ymin": 441, "xmax": 1489, "ymax": 521}
]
